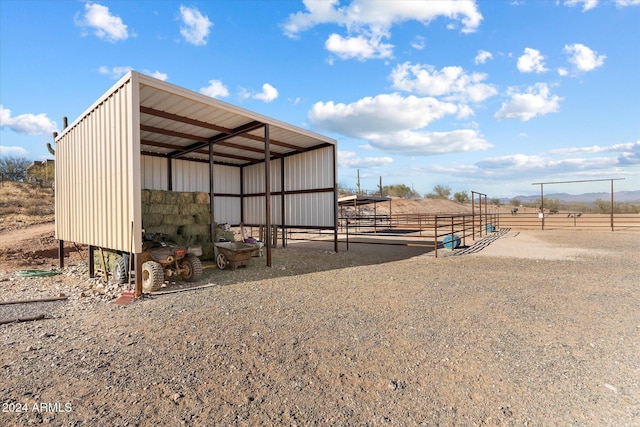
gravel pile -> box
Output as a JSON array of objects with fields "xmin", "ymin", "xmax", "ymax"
[{"xmin": 1, "ymin": 229, "xmax": 639, "ymax": 426}]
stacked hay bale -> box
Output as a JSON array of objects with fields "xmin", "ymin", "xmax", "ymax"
[
  {"xmin": 94, "ymin": 190, "xmax": 236, "ymax": 271},
  {"xmin": 141, "ymin": 190, "xmax": 233, "ymax": 260}
]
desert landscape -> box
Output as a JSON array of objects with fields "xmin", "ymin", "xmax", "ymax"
[{"xmin": 1, "ymin": 183, "xmax": 639, "ymax": 426}]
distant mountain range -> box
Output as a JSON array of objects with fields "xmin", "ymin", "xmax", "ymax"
[{"xmin": 499, "ymin": 190, "xmax": 640, "ymax": 204}]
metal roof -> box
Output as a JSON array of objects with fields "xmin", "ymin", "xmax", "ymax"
[
  {"xmin": 135, "ymin": 72, "xmax": 336, "ymax": 166},
  {"xmin": 57, "ymin": 71, "xmax": 336, "ymax": 167}
]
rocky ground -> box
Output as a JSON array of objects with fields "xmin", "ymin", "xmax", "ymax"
[{"xmin": 0, "ymin": 224, "xmax": 639, "ymax": 426}]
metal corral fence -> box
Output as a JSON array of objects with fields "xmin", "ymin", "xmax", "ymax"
[
  {"xmin": 282, "ymin": 210, "xmax": 638, "ymax": 256},
  {"xmin": 285, "ymin": 212, "xmax": 501, "ymax": 257},
  {"xmin": 496, "ymin": 212, "xmax": 640, "ymax": 231}
]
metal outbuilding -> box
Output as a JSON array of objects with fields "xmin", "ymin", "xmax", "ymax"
[{"xmin": 54, "ymin": 71, "xmax": 338, "ymax": 294}]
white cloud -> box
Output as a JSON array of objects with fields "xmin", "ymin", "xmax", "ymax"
[
  {"xmin": 564, "ymin": 43, "xmax": 605, "ymax": 72},
  {"xmin": 517, "ymin": 48, "xmax": 547, "ymax": 73},
  {"xmin": 557, "ymin": 67, "xmax": 569, "ymax": 77},
  {"xmin": 564, "ymin": 0, "xmax": 599, "ymax": 11},
  {"xmin": 0, "ymin": 105, "xmax": 57, "ymax": 136},
  {"xmin": 390, "ymin": 62, "xmax": 497, "ymax": 103},
  {"xmin": 474, "ymin": 49, "xmax": 493, "ymax": 64},
  {"xmin": 98, "ymin": 66, "xmax": 168, "ymax": 81},
  {"xmin": 549, "ymin": 141, "xmax": 640, "ymax": 155},
  {"xmin": 309, "ymin": 93, "xmax": 458, "ymax": 135},
  {"xmin": 179, "ymin": 5, "xmax": 212, "ymax": 46},
  {"xmin": 200, "ymin": 80, "xmax": 229, "ymax": 98},
  {"xmin": 0, "ymin": 145, "xmax": 29, "ymax": 157},
  {"xmin": 146, "ymin": 70, "xmax": 168, "ymax": 81},
  {"xmin": 325, "ymin": 32, "xmax": 393, "ymax": 60},
  {"xmin": 494, "ymin": 83, "xmax": 562, "ymax": 121},
  {"xmin": 411, "ymin": 36, "xmax": 425, "ymax": 50},
  {"xmin": 253, "ymin": 83, "xmax": 279, "ymax": 103},
  {"xmin": 75, "ymin": 3, "xmax": 129, "ymax": 43},
  {"xmin": 282, "ymin": 0, "xmax": 482, "ymax": 60},
  {"xmin": 366, "ymin": 129, "xmax": 492, "ymax": 155},
  {"xmin": 338, "ymin": 151, "xmax": 393, "ymax": 168},
  {"xmin": 563, "ymin": 0, "xmax": 639, "ymax": 10},
  {"xmin": 309, "ymin": 93, "xmax": 491, "ymax": 155}
]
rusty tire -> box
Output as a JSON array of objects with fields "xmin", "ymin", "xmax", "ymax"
[
  {"xmin": 141, "ymin": 261, "xmax": 164, "ymax": 293},
  {"xmin": 180, "ymin": 254, "xmax": 202, "ymax": 281}
]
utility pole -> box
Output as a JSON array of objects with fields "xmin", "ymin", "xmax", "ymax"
[{"xmin": 356, "ymin": 169, "xmax": 361, "ymax": 195}]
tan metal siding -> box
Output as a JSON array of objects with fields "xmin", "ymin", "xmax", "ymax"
[
  {"xmin": 55, "ymin": 74, "xmax": 142, "ymax": 253},
  {"xmin": 141, "ymin": 155, "xmax": 169, "ymax": 190},
  {"xmin": 173, "ymin": 159, "xmax": 209, "ymax": 192},
  {"xmin": 287, "ymin": 193, "xmax": 335, "ymax": 227},
  {"xmin": 214, "ymin": 196, "xmax": 241, "ymax": 224},
  {"xmin": 242, "ymin": 159, "xmax": 283, "ymax": 194},
  {"xmin": 285, "ymin": 147, "xmax": 334, "ymax": 191},
  {"xmin": 243, "ymin": 195, "xmax": 283, "ymax": 225}
]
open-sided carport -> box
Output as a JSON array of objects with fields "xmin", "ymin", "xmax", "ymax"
[{"xmin": 54, "ymin": 71, "xmax": 338, "ymax": 295}]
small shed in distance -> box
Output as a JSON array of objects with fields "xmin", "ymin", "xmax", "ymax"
[{"xmin": 54, "ymin": 71, "xmax": 338, "ymax": 293}]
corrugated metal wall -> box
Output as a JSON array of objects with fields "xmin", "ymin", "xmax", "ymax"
[
  {"xmin": 55, "ymin": 74, "xmax": 142, "ymax": 253},
  {"xmin": 140, "ymin": 156, "xmax": 241, "ymax": 224},
  {"xmin": 242, "ymin": 148, "xmax": 335, "ymax": 227}
]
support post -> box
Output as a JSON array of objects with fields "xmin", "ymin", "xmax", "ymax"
[
  {"xmin": 209, "ymin": 143, "xmax": 215, "ymax": 244},
  {"xmin": 89, "ymin": 245, "xmax": 95, "ymax": 278},
  {"xmin": 58, "ymin": 240, "xmax": 64, "ymax": 268},
  {"xmin": 264, "ymin": 124, "xmax": 272, "ymax": 267},
  {"xmin": 134, "ymin": 253, "xmax": 142, "ymax": 297},
  {"xmin": 610, "ymin": 179, "xmax": 614, "ymax": 232}
]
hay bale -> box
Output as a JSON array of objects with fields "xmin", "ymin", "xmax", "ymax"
[
  {"xmin": 194, "ymin": 214, "xmax": 211, "ymax": 224},
  {"xmin": 163, "ymin": 214, "xmax": 194, "ymax": 225},
  {"xmin": 150, "ymin": 204, "xmax": 179, "ymax": 215},
  {"xmin": 200, "ymin": 242, "xmax": 215, "ymax": 260},
  {"xmin": 181, "ymin": 224, "xmax": 210, "ymax": 237},
  {"xmin": 165, "ymin": 191, "xmax": 194, "ymax": 205},
  {"xmin": 180, "ymin": 203, "xmax": 209, "ymax": 216},
  {"xmin": 195, "ymin": 192, "xmax": 209, "ymax": 204},
  {"xmin": 142, "ymin": 213, "xmax": 164, "ymax": 227},
  {"xmin": 141, "ymin": 190, "xmax": 150, "ymax": 204},
  {"xmin": 149, "ymin": 190, "xmax": 165, "ymax": 204}
]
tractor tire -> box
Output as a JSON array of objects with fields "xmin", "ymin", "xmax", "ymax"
[
  {"xmin": 141, "ymin": 261, "xmax": 164, "ymax": 293},
  {"xmin": 113, "ymin": 255, "xmax": 129, "ymax": 284},
  {"xmin": 180, "ymin": 254, "xmax": 203, "ymax": 282}
]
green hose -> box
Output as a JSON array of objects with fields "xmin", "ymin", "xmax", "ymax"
[{"xmin": 15, "ymin": 270, "xmax": 60, "ymax": 277}]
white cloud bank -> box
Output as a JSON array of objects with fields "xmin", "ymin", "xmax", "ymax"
[
  {"xmin": 338, "ymin": 150, "xmax": 393, "ymax": 168},
  {"xmin": 179, "ymin": 5, "xmax": 212, "ymax": 46},
  {"xmin": 282, "ymin": 0, "xmax": 483, "ymax": 60},
  {"xmin": 0, "ymin": 105, "xmax": 57, "ymax": 136},
  {"xmin": 309, "ymin": 93, "xmax": 491, "ymax": 155},
  {"xmin": 0, "ymin": 145, "xmax": 29, "ymax": 157},
  {"xmin": 390, "ymin": 62, "xmax": 497, "ymax": 103},
  {"xmin": 564, "ymin": 0, "xmax": 640, "ymax": 11},
  {"xmin": 75, "ymin": 2, "xmax": 129, "ymax": 43},
  {"xmin": 494, "ymin": 83, "xmax": 562, "ymax": 121}
]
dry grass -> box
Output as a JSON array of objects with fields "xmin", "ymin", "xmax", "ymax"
[{"xmin": 0, "ymin": 181, "xmax": 54, "ymax": 231}]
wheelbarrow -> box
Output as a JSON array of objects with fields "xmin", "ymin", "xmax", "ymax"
[{"xmin": 214, "ymin": 241, "xmax": 258, "ymax": 270}]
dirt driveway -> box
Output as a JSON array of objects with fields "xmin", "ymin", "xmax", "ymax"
[{"xmin": 1, "ymin": 227, "xmax": 639, "ymax": 426}]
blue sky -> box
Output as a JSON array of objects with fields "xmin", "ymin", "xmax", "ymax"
[{"xmin": 1, "ymin": 0, "xmax": 638, "ymax": 197}]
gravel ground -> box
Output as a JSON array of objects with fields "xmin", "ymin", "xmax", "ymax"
[{"xmin": 1, "ymin": 229, "xmax": 639, "ymax": 426}]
